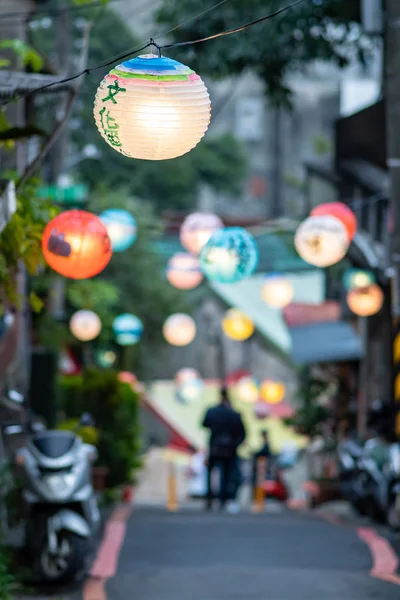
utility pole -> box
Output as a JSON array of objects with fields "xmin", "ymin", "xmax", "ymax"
[
  {"xmin": 270, "ymin": 107, "xmax": 283, "ymax": 218},
  {"xmin": 49, "ymin": 2, "xmax": 71, "ymax": 319},
  {"xmin": 384, "ymin": 0, "xmax": 400, "ymax": 436}
]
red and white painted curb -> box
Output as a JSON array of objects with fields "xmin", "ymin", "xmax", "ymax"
[{"xmin": 83, "ymin": 488, "xmax": 134, "ymax": 600}]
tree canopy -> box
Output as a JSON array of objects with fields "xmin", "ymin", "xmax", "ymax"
[{"xmin": 156, "ymin": 0, "xmax": 369, "ymax": 106}]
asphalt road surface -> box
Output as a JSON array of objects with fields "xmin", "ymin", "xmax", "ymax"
[{"xmin": 106, "ymin": 507, "xmax": 398, "ymax": 600}]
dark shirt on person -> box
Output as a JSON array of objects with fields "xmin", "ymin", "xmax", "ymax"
[{"xmin": 202, "ymin": 404, "xmax": 246, "ymax": 458}]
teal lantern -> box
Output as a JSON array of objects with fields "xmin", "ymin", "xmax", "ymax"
[
  {"xmin": 96, "ymin": 349, "xmax": 117, "ymax": 368},
  {"xmin": 100, "ymin": 209, "xmax": 137, "ymax": 252},
  {"xmin": 344, "ymin": 269, "xmax": 375, "ymax": 291},
  {"xmin": 200, "ymin": 227, "xmax": 258, "ymax": 283},
  {"xmin": 113, "ymin": 314, "xmax": 143, "ymax": 346}
]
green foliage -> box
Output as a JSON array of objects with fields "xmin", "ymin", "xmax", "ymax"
[
  {"xmin": 0, "ymin": 40, "xmax": 43, "ymax": 72},
  {"xmin": 69, "ymin": 8, "xmax": 247, "ymax": 211},
  {"xmin": 58, "ymin": 368, "xmax": 142, "ymax": 487},
  {"xmin": 312, "ymin": 133, "xmax": 332, "ymax": 157},
  {"xmin": 285, "ymin": 370, "xmax": 331, "ymax": 438},
  {"xmin": 0, "ymin": 177, "xmax": 58, "ymax": 309},
  {"xmin": 157, "ymin": 0, "xmax": 370, "ymax": 107},
  {"xmin": 57, "ymin": 418, "xmax": 100, "ymax": 445},
  {"xmin": 0, "ymin": 546, "xmax": 15, "ymax": 600}
]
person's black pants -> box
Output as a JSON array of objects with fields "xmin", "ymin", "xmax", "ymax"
[{"xmin": 207, "ymin": 455, "xmax": 236, "ymax": 507}]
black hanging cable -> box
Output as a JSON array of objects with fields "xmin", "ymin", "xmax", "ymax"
[
  {"xmin": 1, "ymin": 0, "xmax": 309, "ymax": 104},
  {"xmin": 161, "ymin": 0, "xmax": 307, "ymax": 49}
]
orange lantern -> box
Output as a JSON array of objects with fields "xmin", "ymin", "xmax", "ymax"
[
  {"xmin": 311, "ymin": 202, "xmax": 357, "ymax": 241},
  {"xmin": 42, "ymin": 210, "xmax": 112, "ymax": 279},
  {"xmin": 260, "ymin": 380, "xmax": 285, "ymax": 404},
  {"xmin": 346, "ymin": 284, "xmax": 384, "ymax": 317}
]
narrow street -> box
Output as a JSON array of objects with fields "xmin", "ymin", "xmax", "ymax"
[{"xmin": 104, "ymin": 506, "xmax": 398, "ymax": 600}]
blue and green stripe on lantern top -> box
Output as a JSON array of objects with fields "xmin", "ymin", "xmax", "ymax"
[{"xmin": 109, "ymin": 55, "xmax": 200, "ymax": 83}]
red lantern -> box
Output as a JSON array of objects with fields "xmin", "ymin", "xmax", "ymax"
[
  {"xmin": 42, "ymin": 210, "xmax": 112, "ymax": 279},
  {"xmin": 311, "ymin": 202, "xmax": 357, "ymax": 241}
]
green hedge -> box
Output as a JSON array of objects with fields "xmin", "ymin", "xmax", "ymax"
[{"xmin": 58, "ymin": 368, "xmax": 142, "ymax": 487}]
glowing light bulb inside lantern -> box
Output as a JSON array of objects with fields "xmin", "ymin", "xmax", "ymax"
[
  {"xmin": 204, "ymin": 247, "xmax": 239, "ymax": 279},
  {"xmin": 137, "ymin": 99, "xmax": 178, "ymax": 134}
]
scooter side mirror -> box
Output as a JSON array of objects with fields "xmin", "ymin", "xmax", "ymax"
[
  {"xmin": 80, "ymin": 412, "xmax": 95, "ymax": 427},
  {"xmin": 7, "ymin": 389, "xmax": 25, "ymax": 405},
  {"xmin": 3, "ymin": 424, "xmax": 25, "ymax": 435}
]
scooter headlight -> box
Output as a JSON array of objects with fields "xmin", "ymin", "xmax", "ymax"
[{"xmin": 43, "ymin": 473, "xmax": 77, "ymax": 498}]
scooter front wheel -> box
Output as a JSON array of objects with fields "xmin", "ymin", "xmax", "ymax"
[{"xmin": 36, "ymin": 530, "xmax": 87, "ymax": 584}]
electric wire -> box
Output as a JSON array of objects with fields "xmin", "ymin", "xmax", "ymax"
[{"xmin": 1, "ymin": 0, "xmax": 309, "ymax": 104}]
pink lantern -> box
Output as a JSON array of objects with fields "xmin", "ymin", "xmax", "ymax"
[
  {"xmin": 253, "ymin": 401, "xmax": 269, "ymax": 420},
  {"xmin": 118, "ymin": 372, "xmax": 137, "ymax": 385},
  {"xmin": 180, "ymin": 212, "xmax": 223, "ymax": 256},
  {"xmin": 166, "ymin": 253, "xmax": 203, "ymax": 290},
  {"xmin": 175, "ymin": 368, "xmax": 200, "ymax": 385}
]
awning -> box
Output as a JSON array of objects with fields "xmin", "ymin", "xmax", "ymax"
[{"xmin": 289, "ymin": 321, "xmax": 364, "ymax": 365}]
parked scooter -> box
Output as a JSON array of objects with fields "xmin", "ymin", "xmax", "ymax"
[
  {"xmin": 4, "ymin": 407, "xmax": 100, "ymax": 583},
  {"xmin": 386, "ymin": 442, "xmax": 400, "ymax": 530},
  {"xmin": 337, "ymin": 436, "xmax": 365, "ymax": 514}
]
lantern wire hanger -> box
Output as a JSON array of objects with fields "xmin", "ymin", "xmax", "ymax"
[{"xmin": 2, "ymin": 0, "xmax": 308, "ymax": 105}]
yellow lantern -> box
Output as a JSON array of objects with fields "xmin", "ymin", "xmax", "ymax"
[
  {"xmin": 163, "ymin": 313, "xmax": 196, "ymax": 346},
  {"xmin": 222, "ymin": 309, "xmax": 254, "ymax": 341},
  {"xmin": 262, "ymin": 274, "xmax": 294, "ymax": 308},
  {"xmin": 166, "ymin": 253, "xmax": 203, "ymax": 290},
  {"xmin": 94, "ymin": 55, "xmax": 210, "ymax": 161},
  {"xmin": 70, "ymin": 310, "xmax": 101, "ymax": 342},
  {"xmin": 236, "ymin": 377, "xmax": 259, "ymax": 404},
  {"xmin": 260, "ymin": 380, "xmax": 285, "ymax": 404},
  {"xmin": 346, "ymin": 284, "xmax": 384, "ymax": 317},
  {"xmin": 295, "ymin": 215, "xmax": 349, "ymax": 267}
]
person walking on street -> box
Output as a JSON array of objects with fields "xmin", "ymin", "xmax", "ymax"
[
  {"xmin": 252, "ymin": 430, "xmax": 272, "ymax": 495},
  {"xmin": 202, "ymin": 388, "xmax": 246, "ymax": 512}
]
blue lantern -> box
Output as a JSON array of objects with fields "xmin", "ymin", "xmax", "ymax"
[
  {"xmin": 113, "ymin": 313, "xmax": 143, "ymax": 346},
  {"xmin": 100, "ymin": 209, "xmax": 137, "ymax": 252},
  {"xmin": 200, "ymin": 227, "xmax": 258, "ymax": 283}
]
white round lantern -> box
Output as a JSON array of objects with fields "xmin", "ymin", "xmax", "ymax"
[
  {"xmin": 180, "ymin": 212, "xmax": 223, "ymax": 256},
  {"xmin": 163, "ymin": 313, "xmax": 196, "ymax": 347},
  {"xmin": 262, "ymin": 274, "xmax": 294, "ymax": 308},
  {"xmin": 70, "ymin": 310, "xmax": 101, "ymax": 342},
  {"xmin": 166, "ymin": 253, "xmax": 203, "ymax": 290},
  {"xmin": 295, "ymin": 215, "xmax": 349, "ymax": 267},
  {"xmin": 236, "ymin": 377, "xmax": 259, "ymax": 404},
  {"xmin": 94, "ymin": 55, "xmax": 211, "ymax": 161}
]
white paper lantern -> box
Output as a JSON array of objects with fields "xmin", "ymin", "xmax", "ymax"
[
  {"xmin": 295, "ymin": 215, "xmax": 349, "ymax": 267},
  {"xmin": 180, "ymin": 212, "xmax": 223, "ymax": 256},
  {"xmin": 262, "ymin": 274, "xmax": 294, "ymax": 308},
  {"xmin": 163, "ymin": 313, "xmax": 196, "ymax": 346},
  {"xmin": 236, "ymin": 377, "xmax": 259, "ymax": 404},
  {"xmin": 166, "ymin": 253, "xmax": 203, "ymax": 290},
  {"xmin": 94, "ymin": 54, "xmax": 211, "ymax": 161},
  {"xmin": 70, "ymin": 310, "xmax": 101, "ymax": 342}
]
